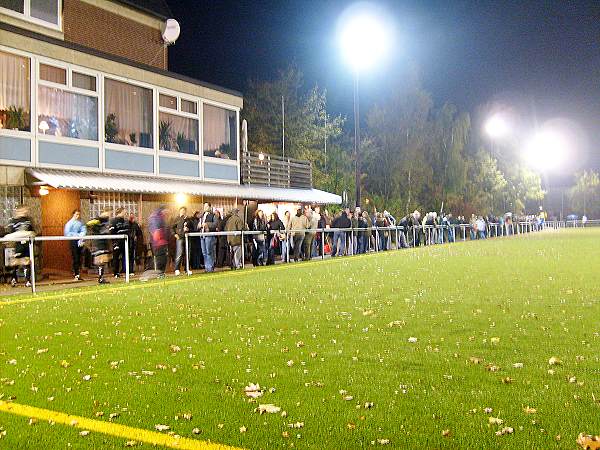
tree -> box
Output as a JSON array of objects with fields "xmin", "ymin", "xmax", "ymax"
[{"xmin": 570, "ymin": 170, "xmax": 600, "ymax": 217}]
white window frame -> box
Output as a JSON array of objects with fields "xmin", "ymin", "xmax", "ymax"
[
  {"xmin": 0, "ymin": 0, "xmax": 62, "ymax": 32},
  {"xmin": 103, "ymin": 74, "xmax": 156, "ymax": 156},
  {"xmin": 36, "ymin": 57, "xmax": 100, "ymax": 146},
  {"xmin": 158, "ymin": 89, "xmax": 200, "ymax": 158}
]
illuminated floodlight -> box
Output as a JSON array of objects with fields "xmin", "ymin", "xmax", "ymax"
[
  {"xmin": 339, "ymin": 6, "xmax": 391, "ymax": 72},
  {"xmin": 175, "ymin": 193, "xmax": 187, "ymax": 205},
  {"xmin": 523, "ymin": 129, "xmax": 568, "ymax": 172},
  {"xmin": 485, "ymin": 115, "xmax": 509, "ymax": 139}
]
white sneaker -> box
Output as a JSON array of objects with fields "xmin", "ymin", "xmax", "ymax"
[
  {"xmin": 186, "ymin": 270, "xmax": 192, "ymax": 276},
  {"xmin": 25, "ymin": 281, "xmax": 31, "ymax": 288},
  {"xmin": 175, "ymin": 270, "xmax": 180, "ymax": 276},
  {"xmin": 74, "ymin": 274, "xmax": 80, "ymax": 281}
]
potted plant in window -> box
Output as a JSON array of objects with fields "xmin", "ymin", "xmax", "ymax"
[
  {"xmin": 105, "ymin": 113, "xmax": 119, "ymax": 143},
  {"xmin": 177, "ymin": 132, "xmax": 194, "ymax": 154},
  {"xmin": 159, "ymin": 120, "xmax": 173, "ymax": 151},
  {"xmin": 129, "ymin": 132, "xmax": 137, "ymax": 146},
  {"xmin": 6, "ymin": 106, "xmax": 27, "ymax": 131}
]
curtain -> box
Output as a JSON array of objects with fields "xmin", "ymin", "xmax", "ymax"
[
  {"xmin": 0, "ymin": 51, "xmax": 30, "ymax": 129},
  {"xmin": 37, "ymin": 86, "xmax": 98, "ymax": 140},
  {"xmin": 203, "ymin": 104, "xmax": 234, "ymax": 159},
  {"xmin": 159, "ymin": 112, "xmax": 198, "ymax": 154},
  {"xmin": 104, "ymin": 78, "xmax": 153, "ymax": 148}
]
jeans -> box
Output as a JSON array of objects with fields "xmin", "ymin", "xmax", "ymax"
[
  {"xmin": 112, "ymin": 243, "xmax": 126, "ymax": 275},
  {"xmin": 254, "ymin": 238, "xmax": 267, "ymax": 265},
  {"xmin": 331, "ymin": 231, "xmax": 346, "ymax": 257},
  {"xmin": 174, "ymin": 238, "xmax": 186, "ymax": 271},
  {"xmin": 281, "ymin": 236, "xmax": 291, "ymax": 262},
  {"xmin": 231, "ymin": 245, "xmax": 242, "ymax": 268},
  {"xmin": 70, "ymin": 241, "xmax": 81, "ymax": 276},
  {"xmin": 357, "ymin": 234, "xmax": 367, "ymax": 253},
  {"xmin": 293, "ymin": 235, "xmax": 304, "ymax": 261},
  {"xmin": 201, "ymin": 236, "xmax": 216, "ymax": 272},
  {"xmin": 154, "ymin": 246, "xmax": 168, "ymax": 274},
  {"xmin": 378, "ymin": 232, "xmax": 387, "ymax": 251},
  {"xmin": 303, "ymin": 234, "xmax": 315, "ymax": 261},
  {"xmin": 478, "ymin": 230, "xmax": 486, "ymax": 239}
]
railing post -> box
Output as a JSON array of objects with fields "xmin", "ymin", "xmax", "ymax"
[
  {"xmin": 28, "ymin": 237, "xmax": 36, "ymax": 294},
  {"xmin": 321, "ymin": 228, "xmax": 325, "ymax": 260},
  {"xmin": 241, "ymin": 230, "xmax": 245, "ymax": 269},
  {"xmin": 185, "ymin": 233, "xmax": 190, "ymax": 276},
  {"xmin": 124, "ymin": 235, "xmax": 130, "ymax": 283}
]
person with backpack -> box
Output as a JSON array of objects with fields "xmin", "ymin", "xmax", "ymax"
[
  {"xmin": 6, "ymin": 204, "xmax": 35, "ymax": 287},
  {"xmin": 87, "ymin": 207, "xmax": 112, "ymax": 284}
]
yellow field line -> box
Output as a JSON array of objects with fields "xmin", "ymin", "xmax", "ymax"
[
  {"xmin": 0, "ymin": 401, "xmax": 241, "ymax": 449},
  {"xmin": 0, "ymin": 253, "xmax": 379, "ymax": 307}
]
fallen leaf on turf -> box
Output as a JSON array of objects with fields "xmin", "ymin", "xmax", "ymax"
[
  {"xmin": 347, "ymin": 422, "xmax": 356, "ymax": 430},
  {"xmin": 82, "ymin": 375, "xmax": 91, "ymax": 381},
  {"xmin": 377, "ymin": 438, "xmax": 390, "ymax": 445},
  {"xmin": 408, "ymin": 337, "xmax": 418, "ymax": 343},
  {"xmin": 489, "ymin": 417, "xmax": 503, "ymax": 425},
  {"xmin": 288, "ymin": 422, "xmax": 304, "ymax": 429},
  {"xmin": 125, "ymin": 440, "xmax": 137, "ymax": 447},
  {"xmin": 577, "ymin": 433, "xmax": 600, "ymax": 450},
  {"xmin": 469, "ymin": 357, "xmax": 483, "ymax": 364},
  {"xmin": 28, "ymin": 418, "xmax": 37, "ymax": 425},
  {"xmin": 512, "ymin": 363, "xmax": 523, "ymax": 368},
  {"xmin": 490, "ymin": 337, "xmax": 500, "ymax": 344},
  {"xmin": 549, "ymin": 356, "xmax": 561, "ymax": 365},
  {"xmin": 244, "ymin": 383, "xmax": 263, "ymax": 398},
  {"xmin": 495, "ymin": 427, "xmax": 514, "ymax": 436},
  {"xmin": 442, "ymin": 429, "xmax": 451, "ymax": 437},
  {"xmin": 523, "ymin": 406, "xmax": 537, "ymax": 414},
  {"xmin": 239, "ymin": 426, "xmax": 246, "ymax": 433},
  {"xmin": 154, "ymin": 424, "xmax": 170, "ymax": 432},
  {"xmin": 79, "ymin": 430, "xmax": 90, "ymax": 436},
  {"xmin": 256, "ymin": 404, "xmax": 281, "ymax": 414},
  {"xmin": 192, "ymin": 428, "xmax": 201, "ymax": 435},
  {"xmin": 502, "ymin": 377, "xmax": 514, "ymax": 384},
  {"xmin": 485, "ymin": 364, "xmax": 501, "ymax": 372},
  {"xmin": 170, "ymin": 345, "xmax": 181, "ymax": 353}
]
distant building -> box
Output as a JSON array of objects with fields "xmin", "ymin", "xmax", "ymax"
[{"xmin": 0, "ymin": 0, "xmax": 339, "ymax": 271}]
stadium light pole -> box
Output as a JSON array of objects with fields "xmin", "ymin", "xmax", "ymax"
[
  {"xmin": 339, "ymin": 10, "xmax": 390, "ymax": 207},
  {"xmin": 484, "ymin": 114, "xmax": 510, "ymax": 211}
]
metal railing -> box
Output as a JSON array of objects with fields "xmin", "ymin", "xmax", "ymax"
[{"xmin": 0, "ymin": 234, "xmax": 128, "ymax": 294}]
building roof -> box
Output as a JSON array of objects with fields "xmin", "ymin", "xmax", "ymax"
[
  {"xmin": 115, "ymin": 0, "xmax": 173, "ymax": 20},
  {"xmin": 28, "ymin": 169, "xmax": 342, "ymax": 205}
]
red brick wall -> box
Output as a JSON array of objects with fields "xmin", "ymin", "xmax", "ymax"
[{"xmin": 63, "ymin": 0, "xmax": 167, "ymax": 70}]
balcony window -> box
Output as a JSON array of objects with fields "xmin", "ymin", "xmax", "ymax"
[
  {"xmin": 181, "ymin": 99, "xmax": 196, "ymax": 114},
  {"xmin": 72, "ymin": 72, "xmax": 96, "ymax": 92},
  {"xmin": 159, "ymin": 93, "xmax": 176, "ymax": 110},
  {"xmin": 203, "ymin": 104, "xmax": 237, "ymax": 160},
  {"xmin": 0, "ymin": 0, "xmax": 61, "ymax": 28},
  {"xmin": 38, "ymin": 86, "xmax": 98, "ymax": 140},
  {"xmin": 0, "ymin": 50, "xmax": 30, "ymax": 131},
  {"xmin": 39, "ymin": 63, "xmax": 66, "ymax": 84},
  {"xmin": 159, "ymin": 112, "xmax": 198, "ymax": 154},
  {"xmin": 104, "ymin": 78, "xmax": 153, "ymax": 148}
]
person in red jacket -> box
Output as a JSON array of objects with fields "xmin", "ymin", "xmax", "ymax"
[{"xmin": 143, "ymin": 205, "xmax": 171, "ymax": 280}]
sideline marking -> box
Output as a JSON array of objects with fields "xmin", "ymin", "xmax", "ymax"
[
  {"xmin": 0, "ymin": 252, "xmax": 381, "ymax": 307},
  {"xmin": 0, "ymin": 401, "xmax": 241, "ymax": 450}
]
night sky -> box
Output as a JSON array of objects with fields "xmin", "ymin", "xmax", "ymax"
[{"xmin": 166, "ymin": 0, "xmax": 600, "ymax": 182}]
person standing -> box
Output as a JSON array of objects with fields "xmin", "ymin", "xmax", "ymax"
[
  {"xmin": 189, "ymin": 210, "xmax": 202, "ymax": 270},
  {"xmin": 282, "ymin": 210, "xmax": 293, "ymax": 262},
  {"xmin": 331, "ymin": 210, "xmax": 351, "ymax": 257},
  {"xmin": 87, "ymin": 207, "xmax": 112, "ymax": 284},
  {"xmin": 224, "ymin": 207, "xmax": 245, "ymax": 269},
  {"xmin": 147, "ymin": 205, "xmax": 170, "ymax": 278},
  {"xmin": 172, "ymin": 206, "xmax": 190, "ymax": 276},
  {"xmin": 128, "ymin": 214, "xmax": 143, "ymax": 275},
  {"xmin": 64, "ymin": 209, "xmax": 86, "ymax": 280},
  {"xmin": 252, "ymin": 209, "xmax": 268, "ymax": 266},
  {"xmin": 214, "ymin": 209, "xmax": 229, "ymax": 268},
  {"xmin": 200, "ymin": 203, "xmax": 218, "ymax": 272},
  {"xmin": 290, "ymin": 208, "xmax": 309, "ymax": 262},
  {"xmin": 6, "ymin": 205, "xmax": 35, "ymax": 287},
  {"xmin": 267, "ymin": 212, "xmax": 284, "ymax": 265},
  {"xmin": 303, "ymin": 208, "xmax": 317, "ymax": 261},
  {"xmin": 109, "ymin": 207, "xmax": 129, "ymax": 278}
]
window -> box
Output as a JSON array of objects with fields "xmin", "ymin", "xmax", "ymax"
[
  {"xmin": 0, "ymin": 0, "xmax": 60, "ymax": 28},
  {"xmin": 159, "ymin": 112, "xmax": 198, "ymax": 154},
  {"xmin": 0, "ymin": 0, "xmax": 23, "ymax": 13},
  {"xmin": 37, "ymin": 62, "xmax": 98, "ymax": 140},
  {"xmin": 158, "ymin": 92, "xmax": 199, "ymax": 155},
  {"xmin": 90, "ymin": 192, "xmax": 140, "ymax": 221},
  {"xmin": 0, "ymin": 186, "xmax": 23, "ymax": 227},
  {"xmin": 39, "ymin": 63, "xmax": 66, "ymax": 84},
  {"xmin": 38, "ymin": 86, "xmax": 98, "ymax": 140},
  {"xmin": 30, "ymin": 0, "xmax": 58, "ymax": 24},
  {"xmin": 0, "ymin": 50, "xmax": 30, "ymax": 131},
  {"xmin": 72, "ymin": 72, "xmax": 96, "ymax": 92},
  {"xmin": 159, "ymin": 94, "xmax": 176, "ymax": 110},
  {"xmin": 104, "ymin": 78, "xmax": 153, "ymax": 148},
  {"xmin": 203, "ymin": 104, "xmax": 237, "ymax": 160}
]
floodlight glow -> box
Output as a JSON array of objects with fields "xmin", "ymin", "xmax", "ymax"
[
  {"xmin": 523, "ymin": 129, "xmax": 568, "ymax": 172},
  {"xmin": 485, "ymin": 115, "xmax": 509, "ymax": 139},
  {"xmin": 339, "ymin": 9, "xmax": 390, "ymax": 72},
  {"xmin": 175, "ymin": 193, "xmax": 187, "ymax": 205}
]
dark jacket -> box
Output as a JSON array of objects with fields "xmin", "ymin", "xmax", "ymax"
[
  {"xmin": 7, "ymin": 215, "xmax": 34, "ymax": 257},
  {"xmin": 87, "ymin": 216, "xmax": 110, "ymax": 253},
  {"xmin": 200, "ymin": 212, "xmax": 218, "ymax": 232},
  {"xmin": 332, "ymin": 212, "xmax": 351, "ymax": 230},
  {"xmin": 109, "ymin": 216, "xmax": 129, "ymax": 250},
  {"xmin": 173, "ymin": 215, "xmax": 190, "ymax": 239}
]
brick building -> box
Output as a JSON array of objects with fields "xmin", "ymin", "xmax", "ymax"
[{"xmin": 0, "ymin": 0, "xmax": 339, "ymax": 275}]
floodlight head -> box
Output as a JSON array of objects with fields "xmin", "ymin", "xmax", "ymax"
[
  {"xmin": 523, "ymin": 129, "xmax": 568, "ymax": 172},
  {"xmin": 485, "ymin": 115, "xmax": 509, "ymax": 139},
  {"xmin": 339, "ymin": 5, "xmax": 391, "ymax": 72}
]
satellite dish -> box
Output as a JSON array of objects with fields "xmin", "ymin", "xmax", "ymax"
[{"xmin": 162, "ymin": 18, "xmax": 180, "ymax": 45}]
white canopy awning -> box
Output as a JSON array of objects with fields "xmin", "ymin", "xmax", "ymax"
[{"xmin": 28, "ymin": 168, "xmax": 342, "ymax": 205}]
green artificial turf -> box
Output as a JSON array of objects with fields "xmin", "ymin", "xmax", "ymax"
[{"xmin": 1, "ymin": 228, "xmax": 599, "ymax": 449}]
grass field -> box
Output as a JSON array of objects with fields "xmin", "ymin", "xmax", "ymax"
[{"xmin": 1, "ymin": 228, "xmax": 599, "ymax": 449}]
